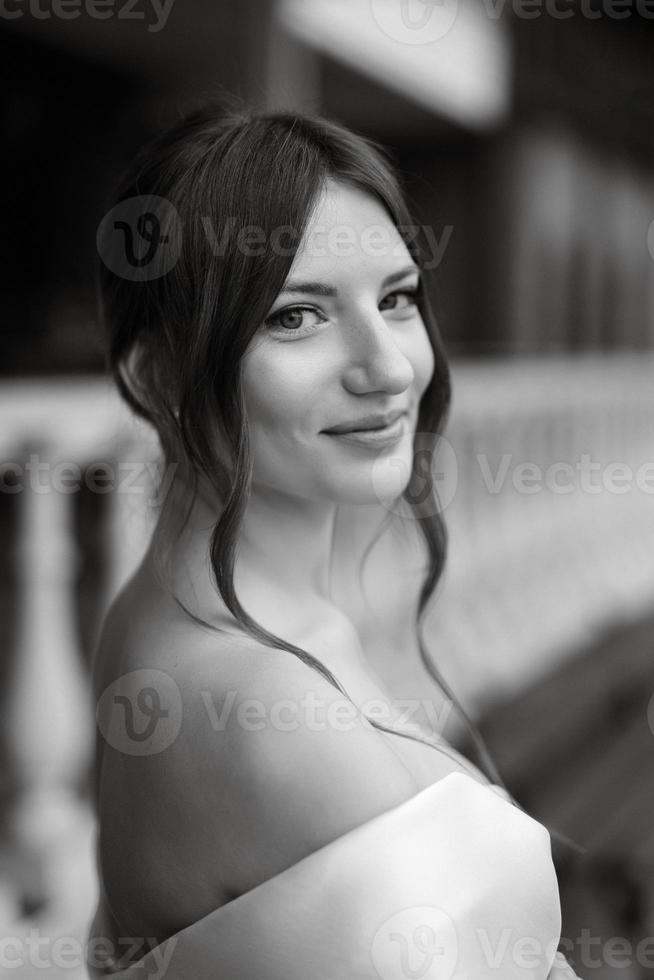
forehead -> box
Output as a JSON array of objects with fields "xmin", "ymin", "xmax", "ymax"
[{"xmin": 289, "ymin": 179, "xmax": 412, "ymax": 277}]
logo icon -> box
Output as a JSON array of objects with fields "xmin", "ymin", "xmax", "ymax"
[
  {"xmin": 96, "ymin": 195, "xmax": 182, "ymax": 281},
  {"xmin": 371, "ymin": 905, "xmax": 458, "ymax": 979},
  {"xmin": 96, "ymin": 668, "xmax": 183, "ymax": 756},
  {"xmin": 372, "ymin": 431, "xmax": 458, "ymax": 518},
  {"xmin": 647, "ymin": 219, "xmax": 654, "ymax": 264},
  {"xmin": 370, "ymin": 0, "xmax": 459, "ymax": 45}
]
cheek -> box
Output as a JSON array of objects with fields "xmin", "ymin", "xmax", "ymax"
[
  {"xmin": 241, "ymin": 346, "xmax": 317, "ymax": 438},
  {"xmin": 408, "ymin": 323, "xmax": 436, "ymax": 399}
]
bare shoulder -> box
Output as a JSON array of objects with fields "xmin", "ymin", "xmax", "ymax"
[
  {"xmin": 94, "ymin": 582, "xmax": 420, "ymax": 941},
  {"xmin": 168, "ymin": 643, "xmax": 423, "ymax": 890},
  {"xmin": 202, "ymin": 647, "xmax": 423, "ymax": 885},
  {"xmin": 92, "ymin": 572, "xmax": 266, "ymax": 935},
  {"xmin": 91, "ymin": 565, "xmax": 252, "ymax": 694}
]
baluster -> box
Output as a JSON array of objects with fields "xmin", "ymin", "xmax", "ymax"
[{"xmin": 4, "ymin": 441, "xmax": 96, "ymax": 923}]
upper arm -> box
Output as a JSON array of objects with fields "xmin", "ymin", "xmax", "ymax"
[
  {"xmin": 97, "ymin": 643, "xmax": 420, "ymax": 937},
  {"xmin": 203, "ymin": 652, "xmax": 422, "ymax": 897}
]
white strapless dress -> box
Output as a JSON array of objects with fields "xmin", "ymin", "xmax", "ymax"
[{"xmin": 85, "ymin": 770, "xmax": 566, "ymax": 980}]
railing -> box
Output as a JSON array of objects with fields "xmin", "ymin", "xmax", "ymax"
[
  {"xmin": 1, "ymin": 354, "xmax": 654, "ymax": 964},
  {"xmin": 0, "ymin": 377, "xmax": 158, "ymax": 976},
  {"xmin": 436, "ymin": 353, "xmax": 654, "ymax": 712}
]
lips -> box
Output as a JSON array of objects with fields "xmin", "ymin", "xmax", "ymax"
[{"xmin": 323, "ymin": 409, "xmax": 406, "ymax": 435}]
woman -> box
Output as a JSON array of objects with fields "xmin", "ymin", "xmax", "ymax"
[{"xmin": 88, "ymin": 101, "xmax": 580, "ymax": 979}]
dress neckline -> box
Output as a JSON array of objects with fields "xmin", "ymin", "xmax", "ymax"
[{"xmin": 371, "ymin": 718, "xmax": 494, "ymax": 785}]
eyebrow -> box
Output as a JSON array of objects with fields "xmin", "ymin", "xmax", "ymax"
[{"xmin": 278, "ymin": 264, "xmax": 421, "ymax": 297}]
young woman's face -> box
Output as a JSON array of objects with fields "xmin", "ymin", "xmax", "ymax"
[{"xmin": 242, "ymin": 179, "xmax": 435, "ymax": 506}]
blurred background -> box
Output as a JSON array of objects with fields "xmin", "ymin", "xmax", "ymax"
[{"xmin": 1, "ymin": 0, "xmax": 654, "ymax": 976}]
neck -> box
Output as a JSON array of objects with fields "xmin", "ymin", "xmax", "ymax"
[
  {"xmin": 149, "ymin": 472, "xmax": 412, "ymax": 637},
  {"xmin": 236, "ymin": 482, "xmax": 339, "ymax": 602},
  {"xmin": 153, "ymin": 473, "xmax": 344, "ymax": 614}
]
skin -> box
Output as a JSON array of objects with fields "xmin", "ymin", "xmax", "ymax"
[
  {"xmin": 145, "ymin": 176, "xmax": 436, "ymax": 642},
  {"xmin": 232, "ymin": 177, "xmax": 434, "ymax": 609},
  {"xmin": 92, "ymin": 178, "xmax": 450, "ymax": 934},
  {"xmin": 92, "ymin": 181, "xmax": 570, "ymax": 967}
]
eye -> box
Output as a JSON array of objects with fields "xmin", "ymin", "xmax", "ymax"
[
  {"xmin": 379, "ymin": 287, "xmax": 420, "ymax": 313},
  {"xmin": 263, "ymin": 305, "xmax": 327, "ymax": 336}
]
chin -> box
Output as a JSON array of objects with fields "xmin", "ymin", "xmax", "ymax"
[{"xmin": 324, "ymin": 439, "xmax": 415, "ymax": 507}]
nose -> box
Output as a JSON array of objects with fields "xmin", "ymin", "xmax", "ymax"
[{"xmin": 341, "ymin": 308, "xmax": 415, "ymax": 396}]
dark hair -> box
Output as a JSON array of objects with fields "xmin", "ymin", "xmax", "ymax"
[{"xmin": 97, "ymin": 97, "xmax": 505, "ymax": 787}]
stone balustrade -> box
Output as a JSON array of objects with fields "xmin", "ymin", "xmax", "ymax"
[{"xmin": 1, "ymin": 354, "xmax": 653, "ymax": 969}]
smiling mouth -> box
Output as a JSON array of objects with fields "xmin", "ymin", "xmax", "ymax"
[
  {"xmin": 322, "ymin": 409, "xmax": 407, "ymax": 435},
  {"xmin": 322, "ymin": 414, "xmax": 407, "ymax": 448}
]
